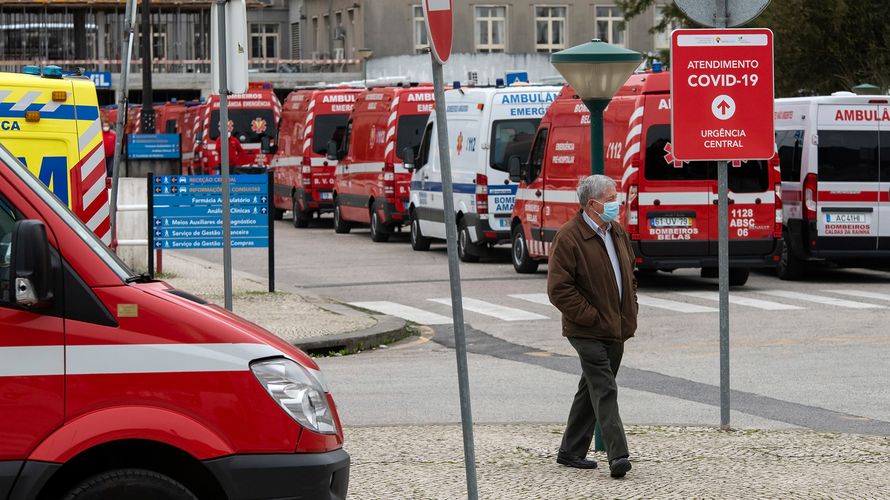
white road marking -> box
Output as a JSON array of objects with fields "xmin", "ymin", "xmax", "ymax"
[
  {"xmin": 509, "ymin": 293, "xmax": 553, "ymax": 307},
  {"xmin": 760, "ymin": 290, "xmax": 884, "ymax": 309},
  {"xmin": 429, "ymin": 297, "xmax": 549, "ymax": 321},
  {"xmin": 636, "ymin": 294, "xmax": 718, "ymax": 313},
  {"xmin": 824, "ymin": 290, "xmax": 890, "ymax": 302},
  {"xmin": 349, "ymin": 301, "xmax": 453, "ymax": 325},
  {"xmin": 679, "ymin": 291, "xmax": 804, "ymax": 311}
]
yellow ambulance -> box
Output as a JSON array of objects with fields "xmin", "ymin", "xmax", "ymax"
[{"xmin": 0, "ymin": 66, "xmax": 111, "ymax": 245}]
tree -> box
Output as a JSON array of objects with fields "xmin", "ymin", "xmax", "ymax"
[{"xmin": 616, "ymin": 0, "xmax": 890, "ymax": 96}]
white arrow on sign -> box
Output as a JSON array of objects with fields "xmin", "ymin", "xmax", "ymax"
[{"xmin": 711, "ymin": 95, "xmax": 736, "ymax": 120}]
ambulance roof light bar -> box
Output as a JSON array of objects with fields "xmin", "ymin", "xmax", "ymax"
[
  {"xmin": 22, "ymin": 65, "xmax": 40, "ymax": 76},
  {"xmin": 43, "ymin": 65, "xmax": 63, "ymax": 79}
]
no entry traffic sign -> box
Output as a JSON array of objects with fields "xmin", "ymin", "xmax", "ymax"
[
  {"xmin": 423, "ymin": 0, "xmax": 453, "ymax": 64},
  {"xmin": 670, "ymin": 29, "xmax": 774, "ymax": 161}
]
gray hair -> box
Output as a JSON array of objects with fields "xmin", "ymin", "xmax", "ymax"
[{"xmin": 577, "ymin": 175, "xmax": 616, "ymax": 206}]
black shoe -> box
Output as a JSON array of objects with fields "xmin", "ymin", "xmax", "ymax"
[
  {"xmin": 609, "ymin": 457, "xmax": 632, "ymax": 478},
  {"xmin": 556, "ymin": 452, "xmax": 598, "ymax": 469}
]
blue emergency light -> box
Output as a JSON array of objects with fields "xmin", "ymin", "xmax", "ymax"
[
  {"xmin": 43, "ymin": 65, "xmax": 63, "ymax": 79},
  {"xmin": 652, "ymin": 60, "xmax": 663, "ymax": 73},
  {"xmin": 453, "ymin": 81, "xmax": 461, "ymax": 89},
  {"xmin": 22, "ymin": 65, "xmax": 41, "ymax": 76}
]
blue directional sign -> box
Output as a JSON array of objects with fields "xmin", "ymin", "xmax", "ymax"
[
  {"xmin": 129, "ymin": 134, "xmax": 181, "ymax": 160},
  {"xmin": 151, "ymin": 174, "xmax": 270, "ymax": 249}
]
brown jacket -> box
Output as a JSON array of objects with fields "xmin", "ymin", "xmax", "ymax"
[{"xmin": 547, "ymin": 211, "xmax": 638, "ymax": 342}]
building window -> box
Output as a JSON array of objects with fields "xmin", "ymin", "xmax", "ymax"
[
  {"xmin": 413, "ymin": 5, "xmax": 428, "ymax": 53},
  {"xmin": 250, "ymin": 23, "xmax": 279, "ymax": 59},
  {"xmin": 653, "ymin": 7, "xmax": 681, "ymax": 51},
  {"xmin": 291, "ymin": 22, "xmax": 302, "ymax": 60},
  {"xmin": 312, "ymin": 17, "xmax": 319, "ymax": 57},
  {"xmin": 474, "ymin": 5, "xmax": 507, "ymax": 53},
  {"xmin": 535, "ymin": 6, "xmax": 566, "ymax": 52},
  {"xmin": 595, "ymin": 5, "xmax": 625, "ymax": 47}
]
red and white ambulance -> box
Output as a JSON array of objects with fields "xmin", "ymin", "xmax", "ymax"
[
  {"xmin": 774, "ymin": 93, "xmax": 890, "ymax": 279},
  {"xmin": 510, "ymin": 72, "xmax": 782, "ymax": 285},
  {"xmin": 181, "ymin": 82, "xmax": 281, "ymax": 175},
  {"xmin": 331, "ymin": 85, "xmax": 435, "ymax": 241},
  {"xmin": 0, "ymin": 146, "xmax": 349, "ymax": 499},
  {"xmin": 270, "ymin": 87, "xmax": 361, "ymax": 226}
]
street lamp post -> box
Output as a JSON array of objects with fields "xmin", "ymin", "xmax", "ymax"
[
  {"xmin": 550, "ymin": 39, "xmax": 640, "ymax": 451},
  {"xmin": 357, "ymin": 48, "xmax": 373, "ymax": 86},
  {"xmin": 551, "ymin": 39, "xmax": 642, "ymax": 175}
]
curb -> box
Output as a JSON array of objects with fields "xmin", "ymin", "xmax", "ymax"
[{"xmin": 292, "ymin": 314, "xmax": 411, "ymax": 355}]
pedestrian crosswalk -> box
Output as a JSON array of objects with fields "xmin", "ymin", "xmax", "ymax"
[{"xmin": 349, "ymin": 287, "xmax": 889, "ymax": 326}]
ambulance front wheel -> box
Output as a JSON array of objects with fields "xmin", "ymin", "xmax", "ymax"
[
  {"xmin": 512, "ymin": 228, "xmax": 539, "ymax": 274},
  {"xmin": 293, "ymin": 197, "xmax": 310, "ymax": 228},
  {"xmin": 63, "ymin": 468, "xmax": 197, "ymax": 500},
  {"xmin": 777, "ymin": 233, "xmax": 805, "ymax": 280},
  {"xmin": 410, "ymin": 210, "xmax": 431, "ymax": 251},
  {"xmin": 369, "ymin": 208, "xmax": 390, "ymax": 243},
  {"xmin": 457, "ymin": 220, "xmax": 480, "ymax": 263},
  {"xmin": 333, "ymin": 200, "xmax": 351, "ymax": 234}
]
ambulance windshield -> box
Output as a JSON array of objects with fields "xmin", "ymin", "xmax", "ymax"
[
  {"xmin": 396, "ymin": 115, "xmax": 430, "ymax": 161},
  {"xmin": 0, "ymin": 146, "xmax": 131, "ymax": 280},
  {"xmin": 644, "ymin": 125, "xmax": 769, "ymax": 192},
  {"xmin": 490, "ymin": 119, "xmax": 541, "ymax": 172},
  {"xmin": 209, "ymin": 109, "xmax": 277, "ymax": 144},
  {"xmin": 312, "ymin": 115, "xmax": 349, "ymax": 154}
]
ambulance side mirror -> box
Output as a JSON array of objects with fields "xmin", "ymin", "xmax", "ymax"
[
  {"xmin": 326, "ymin": 140, "xmax": 339, "ymax": 161},
  {"xmin": 261, "ymin": 135, "xmax": 277, "ymax": 154},
  {"xmin": 8, "ymin": 220, "xmax": 53, "ymax": 309},
  {"xmin": 402, "ymin": 147, "xmax": 417, "ymax": 171},
  {"xmin": 508, "ymin": 155, "xmax": 524, "ymax": 183}
]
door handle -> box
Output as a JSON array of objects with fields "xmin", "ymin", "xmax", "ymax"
[{"xmin": 535, "ymin": 190, "xmax": 542, "ymax": 197}]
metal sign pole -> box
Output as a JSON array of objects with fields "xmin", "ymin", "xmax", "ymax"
[
  {"xmin": 109, "ymin": 0, "xmax": 138, "ymax": 245},
  {"xmin": 431, "ymin": 55, "xmax": 479, "ymax": 500},
  {"xmin": 216, "ymin": 0, "xmax": 234, "ymax": 311},
  {"xmin": 715, "ymin": 0, "xmax": 731, "ymax": 431},
  {"xmin": 267, "ymin": 170, "xmax": 275, "ymax": 293}
]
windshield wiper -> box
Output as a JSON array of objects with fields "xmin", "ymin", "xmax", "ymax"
[{"xmin": 125, "ymin": 272, "xmax": 153, "ymax": 284}]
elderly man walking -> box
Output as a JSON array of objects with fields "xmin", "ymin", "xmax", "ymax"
[{"xmin": 548, "ymin": 174, "xmax": 638, "ymax": 478}]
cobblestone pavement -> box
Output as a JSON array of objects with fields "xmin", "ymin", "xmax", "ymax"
[
  {"xmin": 345, "ymin": 424, "xmax": 890, "ymax": 499},
  {"xmin": 159, "ymin": 252, "xmax": 374, "ymax": 342}
]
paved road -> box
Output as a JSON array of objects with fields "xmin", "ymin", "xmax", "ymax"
[{"xmin": 189, "ymin": 217, "xmax": 890, "ymax": 434}]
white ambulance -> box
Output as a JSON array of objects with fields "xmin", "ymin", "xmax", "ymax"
[
  {"xmin": 775, "ymin": 92, "xmax": 890, "ymax": 279},
  {"xmin": 406, "ymin": 84, "xmax": 561, "ymax": 261}
]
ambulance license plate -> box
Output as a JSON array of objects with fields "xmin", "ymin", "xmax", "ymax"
[
  {"xmin": 825, "ymin": 212, "xmax": 867, "ymax": 224},
  {"xmin": 651, "ymin": 217, "xmax": 692, "ymax": 228},
  {"xmin": 320, "ymin": 192, "xmax": 333, "ymax": 200}
]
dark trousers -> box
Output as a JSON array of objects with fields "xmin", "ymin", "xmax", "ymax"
[{"xmin": 560, "ymin": 337, "xmax": 629, "ymax": 461}]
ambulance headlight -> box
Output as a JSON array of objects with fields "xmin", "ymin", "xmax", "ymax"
[{"xmin": 250, "ymin": 358, "xmax": 337, "ymax": 434}]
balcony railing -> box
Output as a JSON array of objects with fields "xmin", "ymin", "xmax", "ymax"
[{"xmin": 0, "ymin": 57, "xmax": 361, "ymax": 74}]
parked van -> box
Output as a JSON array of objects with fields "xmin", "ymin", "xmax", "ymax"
[
  {"xmin": 0, "ymin": 146, "xmax": 349, "ymax": 499},
  {"xmin": 510, "ymin": 74, "xmax": 781, "ymax": 284},
  {"xmin": 181, "ymin": 82, "xmax": 281, "ymax": 175},
  {"xmin": 179, "ymin": 103, "xmax": 206, "ymax": 174},
  {"xmin": 271, "ymin": 87, "xmax": 361, "ymax": 225},
  {"xmin": 0, "ymin": 68, "xmax": 111, "ymax": 245},
  {"xmin": 774, "ymin": 93, "xmax": 890, "ymax": 279},
  {"xmin": 407, "ymin": 84, "xmax": 562, "ymax": 260},
  {"xmin": 332, "ymin": 85, "xmax": 435, "ymax": 241}
]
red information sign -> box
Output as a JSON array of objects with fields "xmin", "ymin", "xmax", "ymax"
[
  {"xmin": 423, "ymin": 0, "xmax": 453, "ymax": 64},
  {"xmin": 670, "ymin": 29, "xmax": 774, "ymax": 161}
]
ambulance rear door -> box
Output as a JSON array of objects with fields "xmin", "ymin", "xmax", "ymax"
[
  {"xmin": 638, "ymin": 115, "xmax": 711, "ymax": 256},
  {"xmin": 815, "ymin": 104, "xmax": 881, "ymax": 252},
  {"xmin": 710, "ymin": 159, "xmax": 775, "ymax": 254}
]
